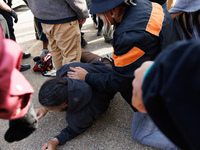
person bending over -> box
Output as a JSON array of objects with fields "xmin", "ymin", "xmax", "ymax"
[{"xmin": 35, "ymin": 61, "xmax": 115, "ymax": 150}]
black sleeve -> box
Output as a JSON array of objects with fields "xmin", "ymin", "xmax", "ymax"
[
  {"xmin": 86, "ymin": 70, "xmax": 132, "ymax": 93},
  {"xmin": 55, "ymin": 125, "xmax": 90, "ymax": 145},
  {"xmin": 55, "ymin": 112, "xmax": 94, "ymax": 145}
]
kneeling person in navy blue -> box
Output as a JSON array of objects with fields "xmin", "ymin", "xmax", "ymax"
[{"xmin": 35, "ymin": 61, "xmax": 115, "ymax": 150}]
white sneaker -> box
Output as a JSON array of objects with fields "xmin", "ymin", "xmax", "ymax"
[{"xmin": 43, "ymin": 68, "xmax": 56, "ymax": 77}]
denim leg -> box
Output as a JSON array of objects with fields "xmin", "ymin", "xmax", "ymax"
[{"xmin": 132, "ymin": 112, "xmax": 179, "ymax": 150}]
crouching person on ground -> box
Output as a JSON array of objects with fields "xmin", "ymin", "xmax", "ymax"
[{"xmin": 35, "ymin": 61, "xmax": 116, "ymax": 150}]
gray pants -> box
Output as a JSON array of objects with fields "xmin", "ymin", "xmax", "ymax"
[
  {"xmin": 0, "ymin": 14, "xmax": 10, "ymax": 38},
  {"xmin": 103, "ymin": 24, "xmax": 113, "ymax": 42},
  {"xmin": 132, "ymin": 112, "xmax": 179, "ymax": 150}
]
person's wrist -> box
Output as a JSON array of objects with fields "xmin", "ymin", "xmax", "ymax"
[
  {"xmin": 52, "ymin": 138, "xmax": 59, "ymax": 145},
  {"xmin": 42, "ymin": 107, "xmax": 48, "ymax": 112}
]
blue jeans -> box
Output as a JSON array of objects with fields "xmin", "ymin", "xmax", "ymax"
[{"xmin": 132, "ymin": 112, "xmax": 178, "ymax": 150}]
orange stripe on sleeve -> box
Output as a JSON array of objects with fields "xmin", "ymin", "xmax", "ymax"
[
  {"xmin": 146, "ymin": 2, "xmax": 164, "ymax": 36},
  {"xmin": 113, "ymin": 47, "xmax": 145, "ymax": 67}
]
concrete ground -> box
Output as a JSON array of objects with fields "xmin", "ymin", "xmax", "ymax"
[{"xmin": 0, "ymin": 5, "xmax": 161, "ymax": 150}]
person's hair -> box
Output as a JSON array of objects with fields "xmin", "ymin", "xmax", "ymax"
[{"xmin": 39, "ymin": 78, "xmax": 68, "ymax": 107}]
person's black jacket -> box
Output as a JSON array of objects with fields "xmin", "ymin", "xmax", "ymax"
[
  {"xmin": 142, "ymin": 39, "xmax": 200, "ymax": 150},
  {"xmin": 55, "ymin": 62, "xmax": 115, "ymax": 145}
]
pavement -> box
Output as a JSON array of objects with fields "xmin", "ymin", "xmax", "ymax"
[{"xmin": 0, "ymin": 4, "xmax": 160, "ymax": 150}]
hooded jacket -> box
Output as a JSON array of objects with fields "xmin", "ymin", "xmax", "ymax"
[
  {"xmin": 55, "ymin": 62, "xmax": 115, "ymax": 145},
  {"xmin": 86, "ymin": 0, "xmax": 179, "ymax": 108},
  {"xmin": 143, "ymin": 39, "xmax": 200, "ymax": 150}
]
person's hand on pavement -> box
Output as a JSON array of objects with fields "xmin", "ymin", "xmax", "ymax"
[
  {"xmin": 41, "ymin": 138, "xmax": 59, "ymax": 150},
  {"xmin": 132, "ymin": 61, "xmax": 154, "ymax": 113},
  {"xmin": 35, "ymin": 107, "xmax": 48, "ymax": 120},
  {"xmin": 9, "ymin": 9, "xmax": 18, "ymax": 23},
  {"xmin": 67, "ymin": 67, "xmax": 88, "ymax": 81}
]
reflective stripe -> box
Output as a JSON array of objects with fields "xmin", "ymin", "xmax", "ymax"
[
  {"xmin": 113, "ymin": 47, "xmax": 145, "ymax": 67},
  {"xmin": 146, "ymin": 2, "xmax": 164, "ymax": 36}
]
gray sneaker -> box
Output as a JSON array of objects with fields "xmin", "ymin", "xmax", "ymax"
[{"xmin": 39, "ymin": 49, "xmax": 49, "ymax": 58}]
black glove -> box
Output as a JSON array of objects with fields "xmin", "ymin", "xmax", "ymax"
[
  {"xmin": 4, "ymin": 105, "xmax": 38, "ymax": 142},
  {"xmin": 9, "ymin": 9, "xmax": 18, "ymax": 23}
]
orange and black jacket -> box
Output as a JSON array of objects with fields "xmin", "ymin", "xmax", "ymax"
[{"xmin": 85, "ymin": 0, "xmax": 179, "ymax": 107}]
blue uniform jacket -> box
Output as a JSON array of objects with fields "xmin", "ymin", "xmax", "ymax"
[{"xmin": 85, "ymin": 0, "xmax": 179, "ymax": 108}]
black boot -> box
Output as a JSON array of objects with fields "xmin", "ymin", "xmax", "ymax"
[
  {"xmin": 23, "ymin": 53, "xmax": 31, "ymax": 59},
  {"xmin": 81, "ymin": 35, "xmax": 88, "ymax": 48},
  {"xmin": 97, "ymin": 30, "xmax": 102, "ymax": 36}
]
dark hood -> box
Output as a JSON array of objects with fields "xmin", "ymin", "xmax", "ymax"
[
  {"xmin": 56, "ymin": 62, "xmax": 111, "ymax": 113},
  {"xmin": 66, "ymin": 78, "xmax": 92, "ymax": 113}
]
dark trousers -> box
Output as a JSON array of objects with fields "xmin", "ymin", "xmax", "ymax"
[
  {"xmin": 34, "ymin": 17, "xmax": 48, "ymax": 41},
  {"xmin": 81, "ymin": 49, "xmax": 112, "ymax": 67},
  {"xmin": 92, "ymin": 14, "xmax": 103, "ymax": 32},
  {"xmin": 0, "ymin": 9, "xmax": 15, "ymax": 41}
]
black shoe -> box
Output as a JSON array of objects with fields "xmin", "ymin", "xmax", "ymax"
[
  {"xmin": 23, "ymin": 53, "xmax": 31, "ymax": 59},
  {"xmin": 105, "ymin": 39, "xmax": 113, "ymax": 45},
  {"xmin": 81, "ymin": 36, "xmax": 88, "ymax": 48},
  {"xmin": 81, "ymin": 32, "xmax": 84, "ymax": 37},
  {"xmin": 20, "ymin": 64, "xmax": 31, "ymax": 72},
  {"xmin": 97, "ymin": 30, "xmax": 102, "ymax": 36},
  {"xmin": 81, "ymin": 41, "xmax": 88, "ymax": 48},
  {"xmin": 4, "ymin": 105, "xmax": 38, "ymax": 143}
]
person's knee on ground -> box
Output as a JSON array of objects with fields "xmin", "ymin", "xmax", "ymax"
[
  {"xmin": 81, "ymin": 48, "xmax": 112, "ymax": 67},
  {"xmin": 81, "ymin": 48, "xmax": 101, "ymax": 63},
  {"xmin": 132, "ymin": 112, "xmax": 178, "ymax": 150}
]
